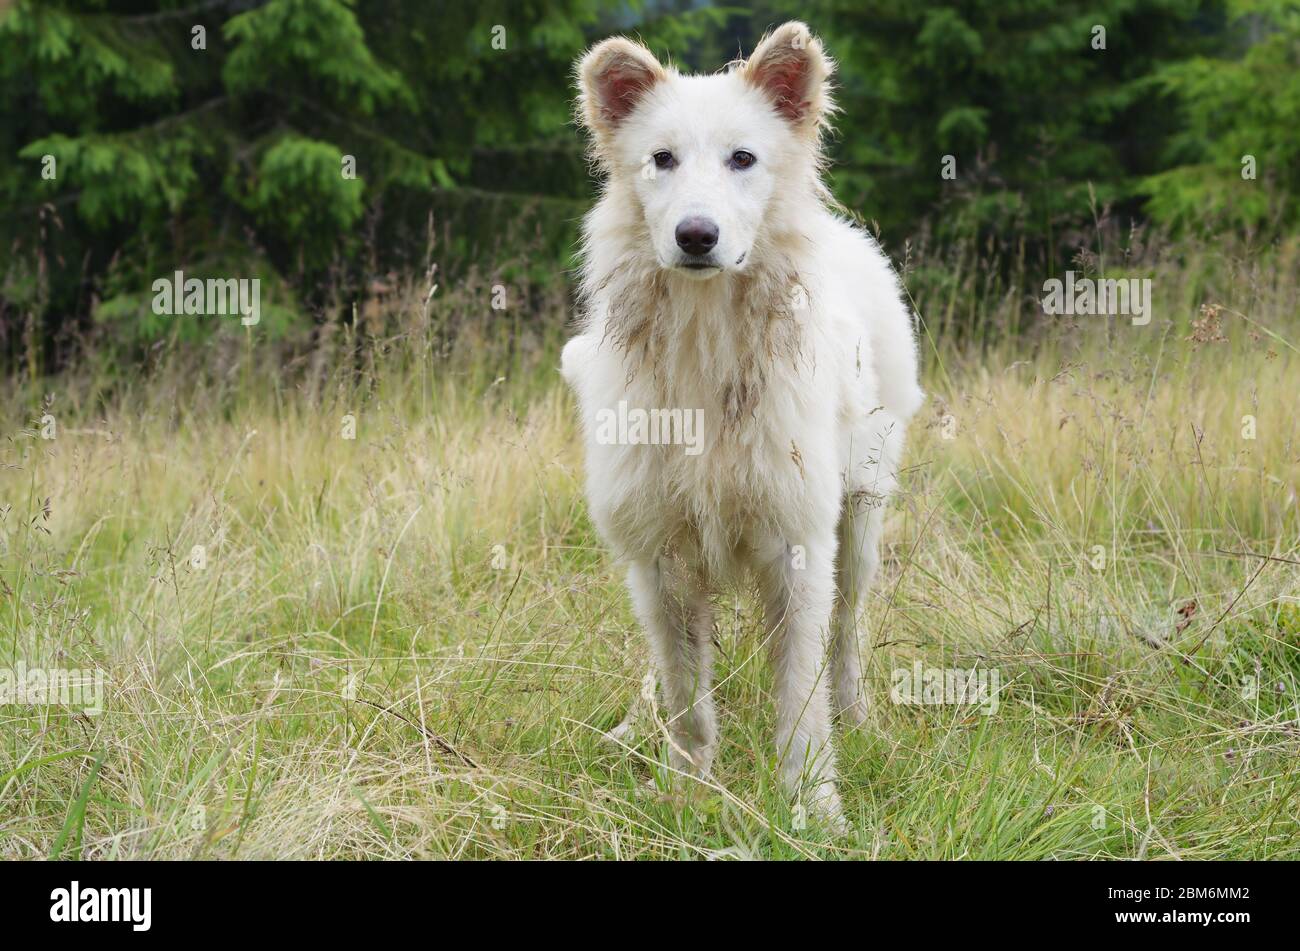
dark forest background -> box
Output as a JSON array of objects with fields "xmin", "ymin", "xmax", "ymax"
[{"xmin": 2, "ymin": 0, "xmax": 1296, "ymax": 374}]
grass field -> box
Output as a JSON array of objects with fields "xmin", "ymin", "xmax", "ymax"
[{"xmin": 2, "ymin": 235, "xmax": 1298, "ymax": 859}]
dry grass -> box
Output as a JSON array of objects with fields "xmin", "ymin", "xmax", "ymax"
[{"xmin": 1, "ymin": 235, "xmax": 1297, "ymax": 859}]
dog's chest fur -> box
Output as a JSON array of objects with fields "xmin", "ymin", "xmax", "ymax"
[{"xmin": 580, "ymin": 259, "xmax": 850, "ymax": 575}]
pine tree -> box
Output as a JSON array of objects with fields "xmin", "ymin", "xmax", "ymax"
[
  {"xmin": 1141, "ymin": 0, "xmax": 1300, "ymax": 233},
  {"xmin": 0, "ymin": 0, "xmax": 615, "ymax": 357},
  {"xmin": 762, "ymin": 0, "xmax": 1224, "ymax": 251}
]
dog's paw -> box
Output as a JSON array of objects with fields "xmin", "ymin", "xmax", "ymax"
[
  {"xmin": 600, "ymin": 711, "xmax": 644, "ymax": 748},
  {"xmin": 600, "ymin": 724, "xmax": 636, "ymax": 748},
  {"xmin": 799, "ymin": 783, "xmax": 849, "ymax": 836},
  {"xmin": 811, "ymin": 798, "xmax": 849, "ymax": 836}
]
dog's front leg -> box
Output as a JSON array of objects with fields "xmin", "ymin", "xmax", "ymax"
[
  {"xmin": 626, "ymin": 558, "xmax": 718, "ymax": 779},
  {"xmin": 831, "ymin": 501, "xmax": 885, "ymax": 727},
  {"xmin": 758, "ymin": 541, "xmax": 844, "ymax": 827}
]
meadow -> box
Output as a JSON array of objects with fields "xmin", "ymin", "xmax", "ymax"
[{"xmin": 2, "ymin": 233, "xmax": 1297, "ymax": 859}]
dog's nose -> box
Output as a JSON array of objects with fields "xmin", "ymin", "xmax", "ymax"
[{"xmin": 675, "ymin": 217, "xmax": 719, "ymax": 256}]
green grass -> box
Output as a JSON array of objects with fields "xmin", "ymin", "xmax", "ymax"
[{"xmin": 1, "ymin": 237, "xmax": 1297, "ymax": 859}]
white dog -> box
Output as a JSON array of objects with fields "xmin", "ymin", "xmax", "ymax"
[{"xmin": 561, "ymin": 21, "xmax": 924, "ymax": 825}]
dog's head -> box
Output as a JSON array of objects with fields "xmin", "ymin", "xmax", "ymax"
[{"xmin": 577, "ymin": 21, "xmax": 834, "ymax": 280}]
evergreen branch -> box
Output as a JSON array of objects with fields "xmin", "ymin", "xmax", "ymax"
[{"xmin": 116, "ymin": 0, "xmax": 241, "ymax": 25}]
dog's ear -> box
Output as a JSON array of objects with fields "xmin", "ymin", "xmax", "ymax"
[
  {"xmin": 742, "ymin": 21, "xmax": 833, "ymax": 130},
  {"xmin": 577, "ymin": 37, "xmax": 666, "ymax": 138}
]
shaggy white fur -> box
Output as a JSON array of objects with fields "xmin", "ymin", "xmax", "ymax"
[{"xmin": 561, "ymin": 21, "xmax": 924, "ymax": 826}]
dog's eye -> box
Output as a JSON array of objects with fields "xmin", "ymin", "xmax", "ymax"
[
  {"xmin": 652, "ymin": 150, "xmax": 675, "ymax": 170},
  {"xmin": 730, "ymin": 150, "xmax": 756, "ymax": 170}
]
